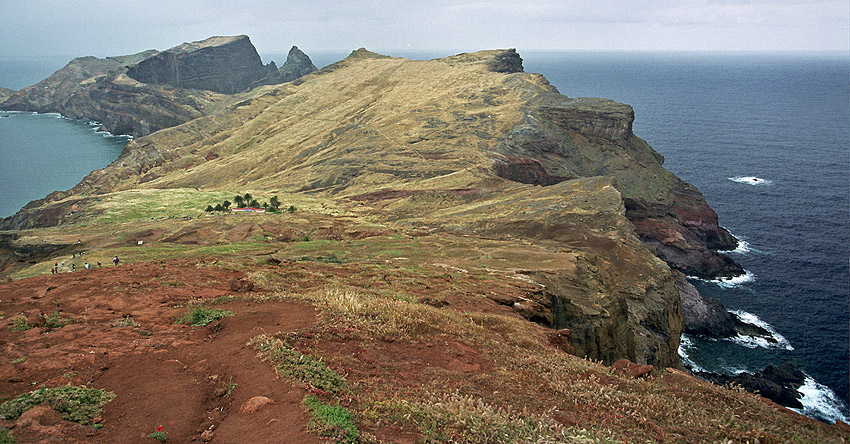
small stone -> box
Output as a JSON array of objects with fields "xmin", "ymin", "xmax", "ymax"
[{"xmin": 240, "ymin": 396, "xmax": 275, "ymax": 414}]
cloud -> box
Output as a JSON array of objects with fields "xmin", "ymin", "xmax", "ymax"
[{"xmin": 0, "ymin": 0, "xmax": 847, "ymax": 57}]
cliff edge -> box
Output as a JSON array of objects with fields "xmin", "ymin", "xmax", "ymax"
[{"xmin": 0, "ymin": 35, "xmax": 316, "ymax": 137}]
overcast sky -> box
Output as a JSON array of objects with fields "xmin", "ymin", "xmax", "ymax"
[{"xmin": 1, "ymin": 0, "xmax": 847, "ymax": 58}]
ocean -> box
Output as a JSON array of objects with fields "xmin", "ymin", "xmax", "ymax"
[{"xmin": 1, "ymin": 51, "xmax": 848, "ymax": 422}]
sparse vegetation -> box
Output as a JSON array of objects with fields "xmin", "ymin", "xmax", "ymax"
[
  {"xmin": 111, "ymin": 316, "xmax": 139, "ymax": 328},
  {"xmin": 205, "ymin": 193, "xmax": 293, "ymax": 213},
  {"xmin": 43, "ymin": 311, "xmax": 73, "ymax": 329},
  {"xmin": 147, "ymin": 426, "xmax": 167, "ymax": 441},
  {"xmin": 11, "ymin": 357, "xmax": 26, "ymax": 364},
  {"xmin": 250, "ymin": 334, "xmax": 347, "ymax": 394},
  {"xmin": 175, "ymin": 306, "xmax": 234, "ymax": 326},
  {"xmin": 9, "ymin": 317, "xmax": 31, "ymax": 331},
  {"xmin": 0, "ymin": 385, "xmax": 115, "ymax": 425}
]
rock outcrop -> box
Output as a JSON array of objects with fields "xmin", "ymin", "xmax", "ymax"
[
  {"xmin": 278, "ymin": 46, "xmax": 317, "ymax": 83},
  {"xmin": 697, "ymin": 363, "xmax": 807, "ymax": 409},
  {"xmin": 125, "ymin": 35, "xmax": 280, "ymax": 94},
  {"xmin": 0, "ymin": 36, "xmax": 313, "ymax": 137},
  {"xmin": 673, "ymin": 271, "xmax": 777, "ymax": 343}
]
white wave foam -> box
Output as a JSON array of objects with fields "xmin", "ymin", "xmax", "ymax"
[
  {"xmin": 729, "ymin": 176, "xmax": 772, "ymax": 186},
  {"xmin": 790, "ymin": 376, "xmax": 849, "ymax": 424},
  {"xmin": 678, "ymin": 334, "xmax": 707, "ymax": 372},
  {"xmin": 44, "ymin": 112, "xmax": 62, "ymax": 118},
  {"xmin": 690, "ymin": 270, "xmax": 755, "ymax": 288},
  {"xmin": 719, "ymin": 239, "xmax": 751, "ymax": 254},
  {"xmin": 728, "ymin": 310, "xmax": 793, "ymax": 351}
]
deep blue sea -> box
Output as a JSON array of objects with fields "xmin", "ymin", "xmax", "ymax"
[{"xmin": 2, "ymin": 51, "xmax": 848, "ymax": 422}]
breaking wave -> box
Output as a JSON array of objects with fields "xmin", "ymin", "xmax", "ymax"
[
  {"xmin": 727, "ymin": 310, "xmax": 793, "ymax": 351},
  {"xmin": 791, "ymin": 376, "xmax": 849, "ymax": 424},
  {"xmin": 678, "ymin": 334, "xmax": 707, "ymax": 372},
  {"xmin": 729, "ymin": 176, "xmax": 772, "ymax": 185},
  {"xmin": 690, "ymin": 270, "xmax": 755, "ymax": 288}
]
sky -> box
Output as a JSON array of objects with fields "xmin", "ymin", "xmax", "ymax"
[{"xmin": 0, "ymin": 0, "xmax": 847, "ymax": 58}]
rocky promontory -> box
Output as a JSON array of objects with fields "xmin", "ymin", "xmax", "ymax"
[
  {"xmin": 0, "ymin": 42, "xmax": 844, "ymax": 443},
  {"xmin": 0, "ymin": 35, "xmax": 316, "ymax": 137},
  {"xmin": 0, "ymin": 46, "xmax": 746, "ymax": 369}
]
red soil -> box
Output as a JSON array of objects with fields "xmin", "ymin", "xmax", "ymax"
[{"xmin": 0, "ymin": 259, "xmax": 321, "ymax": 443}]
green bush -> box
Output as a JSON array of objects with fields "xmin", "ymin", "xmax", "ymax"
[
  {"xmin": 0, "ymin": 385, "xmax": 115, "ymax": 425},
  {"xmin": 175, "ymin": 306, "xmax": 234, "ymax": 326}
]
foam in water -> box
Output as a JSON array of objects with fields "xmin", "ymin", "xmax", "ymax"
[
  {"xmin": 729, "ymin": 176, "xmax": 772, "ymax": 185},
  {"xmin": 728, "ymin": 310, "xmax": 794, "ymax": 351},
  {"xmin": 678, "ymin": 334, "xmax": 707, "ymax": 372},
  {"xmin": 719, "ymin": 238, "xmax": 751, "ymax": 255},
  {"xmin": 790, "ymin": 376, "xmax": 849, "ymax": 424},
  {"xmin": 690, "ymin": 269, "xmax": 755, "ymax": 288}
]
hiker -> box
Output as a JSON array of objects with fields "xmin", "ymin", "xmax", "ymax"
[
  {"xmin": 72, "ymin": 264, "xmax": 76, "ymax": 271},
  {"xmin": 84, "ymin": 263, "xmax": 90, "ymax": 270},
  {"xmin": 97, "ymin": 261, "xmax": 102, "ymax": 268},
  {"xmin": 113, "ymin": 256, "xmax": 119, "ymax": 266}
]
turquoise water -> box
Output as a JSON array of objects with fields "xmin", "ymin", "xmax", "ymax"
[
  {"xmin": 0, "ymin": 112, "xmax": 129, "ymax": 218},
  {"xmin": 2, "ymin": 51, "xmax": 848, "ymax": 422}
]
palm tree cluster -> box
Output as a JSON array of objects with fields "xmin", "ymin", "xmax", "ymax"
[{"xmin": 205, "ymin": 193, "xmax": 295, "ymax": 213}]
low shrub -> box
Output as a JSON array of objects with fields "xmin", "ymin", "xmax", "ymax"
[
  {"xmin": 303, "ymin": 395, "xmax": 359, "ymax": 444},
  {"xmin": 250, "ymin": 334, "xmax": 346, "ymax": 394},
  {"xmin": 175, "ymin": 306, "xmax": 234, "ymax": 326},
  {"xmin": 0, "ymin": 385, "xmax": 115, "ymax": 425}
]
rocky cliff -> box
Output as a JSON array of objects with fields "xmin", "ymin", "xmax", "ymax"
[
  {"xmin": 0, "ymin": 36, "xmax": 313, "ymax": 137},
  {"xmin": 278, "ymin": 46, "xmax": 318, "ymax": 83},
  {"xmin": 125, "ymin": 35, "xmax": 281, "ymax": 94}
]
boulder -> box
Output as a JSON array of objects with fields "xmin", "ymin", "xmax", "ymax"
[{"xmin": 696, "ymin": 362, "xmax": 807, "ymax": 409}]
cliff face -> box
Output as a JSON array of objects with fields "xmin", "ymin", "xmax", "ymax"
[
  {"xmin": 125, "ymin": 35, "xmax": 281, "ymax": 94},
  {"xmin": 0, "ymin": 36, "xmax": 313, "ymax": 137}
]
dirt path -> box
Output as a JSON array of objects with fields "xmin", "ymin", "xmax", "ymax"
[{"xmin": 0, "ymin": 259, "xmax": 322, "ymax": 443}]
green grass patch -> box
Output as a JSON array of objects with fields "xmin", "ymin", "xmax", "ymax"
[
  {"xmin": 0, "ymin": 427, "xmax": 15, "ymax": 444},
  {"xmin": 11, "ymin": 357, "xmax": 26, "ymax": 364},
  {"xmin": 9, "ymin": 318, "xmax": 31, "ymax": 332},
  {"xmin": 0, "ymin": 385, "xmax": 115, "ymax": 425},
  {"xmin": 250, "ymin": 334, "xmax": 346, "ymax": 394},
  {"xmin": 292, "ymin": 239, "xmax": 340, "ymax": 251},
  {"xmin": 303, "ymin": 395, "xmax": 360, "ymax": 444},
  {"xmin": 175, "ymin": 306, "xmax": 234, "ymax": 326}
]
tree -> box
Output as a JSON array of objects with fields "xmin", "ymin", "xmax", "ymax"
[
  {"xmin": 249, "ymin": 199, "xmax": 260, "ymax": 208},
  {"xmin": 243, "ymin": 193, "xmax": 253, "ymax": 204},
  {"xmin": 269, "ymin": 195, "xmax": 280, "ymax": 211},
  {"xmin": 205, "ymin": 205, "xmax": 214, "ymax": 212},
  {"xmin": 234, "ymin": 195, "xmax": 244, "ymax": 207},
  {"xmin": 287, "ymin": 205, "xmax": 296, "ymax": 214},
  {"xmin": 222, "ymin": 200, "xmax": 231, "ymax": 210},
  {"xmin": 214, "ymin": 203, "xmax": 224, "ymax": 212}
]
